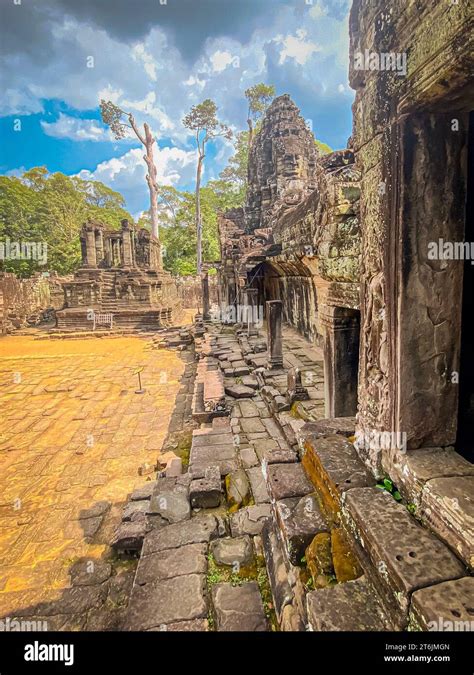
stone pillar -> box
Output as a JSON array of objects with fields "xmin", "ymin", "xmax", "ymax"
[
  {"xmin": 121, "ymin": 221, "xmax": 133, "ymax": 268},
  {"xmin": 95, "ymin": 229, "xmax": 104, "ymax": 265},
  {"xmin": 85, "ymin": 228, "xmax": 97, "ymax": 268},
  {"xmin": 202, "ymin": 271, "xmax": 210, "ymax": 321},
  {"xmin": 320, "ymin": 304, "xmax": 360, "ymax": 418},
  {"xmin": 266, "ymin": 300, "xmax": 283, "ymax": 369},
  {"xmin": 246, "ymin": 287, "xmax": 259, "ymax": 336}
]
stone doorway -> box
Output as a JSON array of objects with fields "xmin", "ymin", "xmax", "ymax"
[{"xmin": 456, "ymin": 110, "xmax": 474, "ymax": 463}]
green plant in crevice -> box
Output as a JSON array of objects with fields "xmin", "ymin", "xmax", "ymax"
[{"xmin": 376, "ymin": 477, "xmax": 402, "ymax": 502}]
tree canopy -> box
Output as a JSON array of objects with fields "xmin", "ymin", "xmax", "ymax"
[{"xmin": 0, "ymin": 169, "xmax": 131, "ymax": 276}]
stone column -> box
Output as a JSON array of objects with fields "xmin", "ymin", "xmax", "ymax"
[
  {"xmin": 202, "ymin": 271, "xmax": 210, "ymax": 321},
  {"xmin": 246, "ymin": 287, "xmax": 259, "ymax": 336},
  {"xmin": 320, "ymin": 304, "xmax": 360, "ymax": 418},
  {"xmin": 95, "ymin": 229, "xmax": 104, "ymax": 265},
  {"xmin": 85, "ymin": 228, "xmax": 97, "ymax": 268},
  {"xmin": 266, "ymin": 300, "xmax": 283, "ymax": 369},
  {"xmin": 122, "ymin": 229, "xmax": 133, "ymax": 268}
]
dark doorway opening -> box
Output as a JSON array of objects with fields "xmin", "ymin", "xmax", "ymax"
[{"xmin": 456, "ymin": 110, "xmax": 474, "ymax": 463}]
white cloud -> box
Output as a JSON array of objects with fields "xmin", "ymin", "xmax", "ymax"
[
  {"xmin": 210, "ymin": 50, "xmax": 236, "ymax": 73},
  {"xmin": 120, "ymin": 91, "xmax": 175, "ymax": 133},
  {"xmin": 132, "ymin": 43, "xmax": 158, "ymax": 82},
  {"xmin": 77, "ymin": 145, "xmax": 197, "ymax": 202},
  {"xmin": 41, "ymin": 113, "xmax": 109, "ymax": 141},
  {"xmin": 338, "ymin": 83, "xmax": 345, "ymax": 93},
  {"xmin": 309, "ymin": 2, "xmax": 328, "ymax": 20},
  {"xmin": 277, "ymin": 29, "xmax": 321, "ymax": 66}
]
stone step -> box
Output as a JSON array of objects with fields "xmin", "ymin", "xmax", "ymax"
[
  {"xmin": 306, "ymin": 576, "xmax": 392, "ymax": 631},
  {"xmin": 341, "ymin": 487, "xmax": 467, "ymax": 629}
]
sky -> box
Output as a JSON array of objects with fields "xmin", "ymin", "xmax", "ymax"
[{"xmin": 0, "ymin": 0, "xmax": 354, "ymax": 218}]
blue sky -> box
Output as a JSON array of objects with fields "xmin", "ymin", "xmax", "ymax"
[{"xmin": 1, "ymin": 0, "xmax": 354, "ymax": 218}]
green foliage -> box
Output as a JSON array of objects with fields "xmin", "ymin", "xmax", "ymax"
[
  {"xmin": 0, "ymin": 168, "xmax": 132, "ymax": 276},
  {"xmin": 154, "ymin": 178, "xmax": 244, "ymax": 276},
  {"xmin": 315, "ymin": 138, "xmax": 333, "ymax": 155},
  {"xmin": 245, "ymin": 83, "xmax": 276, "ymax": 120},
  {"xmin": 376, "ymin": 477, "xmax": 402, "ymax": 502},
  {"xmin": 220, "ymin": 130, "xmax": 249, "ymax": 196},
  {"xmin": 182, "ymin": 99, "xmax": 232, "ymax": 147}
]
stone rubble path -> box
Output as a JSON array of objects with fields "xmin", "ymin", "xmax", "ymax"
[{"xmin": 117, "ymin": 322, "xmax": 328, "ymax": 631}]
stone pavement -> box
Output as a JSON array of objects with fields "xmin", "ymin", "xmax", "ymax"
[
  {"xmin": 116, "ymin": 322, "xmax": 329, "ymax": 631},
  {"xmin": 0, "ymin": 334, "xmax": 194, "ymax": 629}
]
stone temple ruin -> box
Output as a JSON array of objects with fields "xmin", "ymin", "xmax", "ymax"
[
  {"xmin": 1, "ymin": 0, "xmax": 473, "ymax": 637},
  {"xmin": 56, "ymin": 219, "xmax": 182, "ymax": 330}
]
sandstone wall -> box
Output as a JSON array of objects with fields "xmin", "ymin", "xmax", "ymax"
[
  {"xmin": 0, "ymin": 272, "xmax": 67, "ymax": 333},
  {"xmin": 349, "ymin": 0, "xmax": 473, "ymax": 468},
  {"xmin": 175, "ymin": 275, "xmax": 218, "ymax": 309}
]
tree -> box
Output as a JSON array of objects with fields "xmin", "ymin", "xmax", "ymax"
[
  {"xmin": 0, "ymin": 169, "xmax": 132, "ymax": 276},
  {"xmin": 100, "ymin": 100, "xmax": 160, "ymax": 240},
  {"xmin": 244, "ymin": 83, "xmax": 275, "ymax": 149},
  {"xmin": 182, "ymin": 99, "xmax": 231, "ymax": 274},
  {"xmin": 219, "ymin": 130, "xmax": 249, "ymax": 202},
  {"xmin": 315, "ymin": 138, "xmax": 333, "ymax": 155}
]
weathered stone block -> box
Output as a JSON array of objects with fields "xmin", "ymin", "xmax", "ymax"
[
  {"xmin": 307, "ymin": 577, "xmax": 391, "ymax": 631},
  {"xmin": 420, "ymin": 476, "xmax": 474, "ymax": 569},
  {"xmin": 266, "ymin": 462, "xmax": 314, "ymax": 501},
  {"xmin": 246, "ymin": 466, "xmax": 271, "ymax": 504},
  {"xmin": 225, "ymin": 384, "xmax": 256, "ymax": 398},
  {"xmin": 210, "ymin": 536, "xmax": 254, "ymax": 567},
  {"xmin": 126, "ymin": 574, "xmax": 207, "ymax": 630},
  {"xmin": 211, "ymin": 582, "xmax": 267, "ymax": 631},
  {"xmin": 111, "ymin": 520, "xmax": 146, "ymax": 554},
  {"xmin": 225, "ymin": 468, "xmax": 251, "ymax": 511},
  {"xmin": 142, "ymin": 515, "xmax": 219, "ymax": 556},
  {"xmin": 342, "ymin": 488, "xmax": 466, "ymax": 627},
  {"xmin": 190, "ymin": 465, "xmax": 222, "ymax": 509},
  {"xmin": 302, "ymin": 434, "xmax": 374, "ymax": 521},
  {"xmin": 229, "ymin": 504, "xmax": 272, "ymax": 536},
  {"xmin": 306, "ymin": 532, "xmax": 334, "ymax": 588},
  {"xmin": 135, "ymin": 543, "xmax": 208, "ymax": 585},
  {"xmin": 275, "ymin": 494, "xmax": 328, "ymax": 565},
  {"xmin": 409, "ymin": 577, "xmax": 474, "ymax": 631}
]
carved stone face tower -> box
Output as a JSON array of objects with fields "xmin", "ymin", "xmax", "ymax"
[{"xmin": 246, "ymin": 94, "xmax": 319, "ymax": 232}]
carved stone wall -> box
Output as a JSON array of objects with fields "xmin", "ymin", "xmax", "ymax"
[{"xmin": 349, "ymin": 0, "xmax": 474, "ymax": 471}]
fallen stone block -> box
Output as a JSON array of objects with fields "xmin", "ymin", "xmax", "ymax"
[
  {"xmin": 246, "ymin": 466, "xmax": 271, "ymax": 504},
  {"xmin": 111, "ymin": 521, "xmax": 147, "ymax": 555},
  {"xmin": 225, "ymin": 384, "xmax": 257, "ymax": 399}
]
